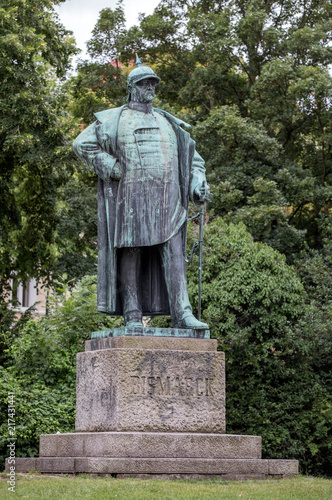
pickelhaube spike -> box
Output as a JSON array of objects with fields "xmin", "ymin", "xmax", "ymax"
[
  {"xmin": 135, "ymin": 53, "xmax": 143, "ymax": 67},
  {"xmin": 127, "ymin": 53, "xmax": 161, "ymax": 101}
]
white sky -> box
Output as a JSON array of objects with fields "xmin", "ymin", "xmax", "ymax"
[{"xmin": 55, "ymin": 0, "xmax": 161, "ymax": 60}]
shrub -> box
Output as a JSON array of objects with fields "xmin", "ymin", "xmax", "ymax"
[
  {"xmin": 186, "ymin": 217, "xmax": 330, "ymax": 474},
  {"xmin": 0, "ymin": 275, "xmax": 119, "ymax": 468}
]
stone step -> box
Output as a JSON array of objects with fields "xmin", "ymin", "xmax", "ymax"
[
  {"xmin": 9, "ymin": 457, "xmax": 298, "ymax": 479},
  {"xmin": 39, "ymin": 432, "xmax": 262, "ymax": 459}
]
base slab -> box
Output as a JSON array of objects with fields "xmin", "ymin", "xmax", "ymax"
[{"xmin": 8, "ymin": 457, "xmax": 298, "ymax": 479}]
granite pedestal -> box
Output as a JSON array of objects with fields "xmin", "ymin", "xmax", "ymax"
[
  {"xmin": 6, "ymin": 331, "xmax": 298, "ymax": 479},
  {"xmin": 76, "ymin": 338, "xmax": 225, "ymax": 433}
]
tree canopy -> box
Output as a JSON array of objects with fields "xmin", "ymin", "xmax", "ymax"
[
  {"xmin": 73, "ymin": 0, "xmax": 332, "ymax": 255},
  {"xmin": 0, "ymin": 0, "xmax": 78, "ymax": 302}
]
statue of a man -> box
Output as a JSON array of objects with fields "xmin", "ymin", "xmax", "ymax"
[{"xmin": 73, "ymin": 58, "xmax": 209, "ymax": 329}]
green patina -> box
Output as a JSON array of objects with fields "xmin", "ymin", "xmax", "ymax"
[
  {"xmin": 73, "ymin": 56, "xmax": 210, "ymax": 334},
  {"xmin": 91, "ymin": 327, "xmax": 210, "ymax": 339}
]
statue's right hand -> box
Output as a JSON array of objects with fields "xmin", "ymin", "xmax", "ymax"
[{"xmin": 111, "ymin": 161, "xmax": 122, "ymax": 180}]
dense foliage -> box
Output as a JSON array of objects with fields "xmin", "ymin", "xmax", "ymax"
[
  {"xmin": 187, "ymin": 218, "xmax": 331, "ymax": 474},
  {"xmin": 0, "ymin": 276, "xmax": 119, "ymax": 467},
  {"xmin": 0, "ymin": 0, "xmax": 331, "ymax": 476},
  {"xmin": 0, "ymin": 0, "xmax": 78, "ymax": 310}
]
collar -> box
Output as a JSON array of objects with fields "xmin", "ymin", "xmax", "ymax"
[{"xmin": 129, "ymin": 101, "xmax": 153, "ymax": 113}]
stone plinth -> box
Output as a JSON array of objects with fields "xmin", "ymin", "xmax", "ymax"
[
  {"xmin": 91, "ymin": 327, "xmax": 210, "ymax": 339},
  {"xmin": 86, "ymin": 336, "xmax": 217, "ymax": 352},
  {"xmin": 5, "ymin": 332, "xmax": 299, "ymax": 479},
  {"xmin": 75, "ymin": 339, "xmax": 225, "ymax": 433}
]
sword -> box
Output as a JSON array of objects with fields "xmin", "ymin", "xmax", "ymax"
[
  {"xmin": 197, "ymin": 196, "xmax": 206, "ymax": 321},
  {"xmin": 189, "ymin": 181, "xmax": 210, "ymax": 321}
]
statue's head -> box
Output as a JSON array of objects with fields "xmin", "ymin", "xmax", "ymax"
[{"xmin": 127, "ymin": 55, "xmax": 160, "ymax": 103}]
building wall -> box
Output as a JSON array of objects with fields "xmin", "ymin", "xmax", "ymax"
[{"xmin": 10, "ymin": 278, "xmax": 48, "ymax": 315}]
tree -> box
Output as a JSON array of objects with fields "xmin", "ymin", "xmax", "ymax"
[
  {"xmin": 71, "ymin": 0, "xmax": 332, "ymax": 252},
  {"xmin": 0, "ymin": 0, "xmax": 78, "ymax": 317},
  {"xmin": 115, "ymin": 0, "xmax": 332, "ymax": 253},
  {"xmin": 70, "ymin": 2, "xmax": 130, "ymax": 126}
]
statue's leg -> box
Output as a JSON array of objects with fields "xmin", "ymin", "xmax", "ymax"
[
  {"xmin": 118, "ymin": 247, "xmax": 143, "ymax": 326},
  {"xmin": 159, "ymin": 231, "xmax": 209, "ymax": 330},
  {"xmin": 158, "ymin": 231, "xmax": 192, "ymax": 326}
]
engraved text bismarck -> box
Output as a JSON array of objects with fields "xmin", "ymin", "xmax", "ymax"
[{"xmin": 129, "ymin": 375, "xmax": 214, "ymax": 397}]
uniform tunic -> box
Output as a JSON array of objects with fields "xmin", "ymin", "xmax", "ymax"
[{"xmin": 115, "ymin": 108, "xmax": 186, "ymax": 248}]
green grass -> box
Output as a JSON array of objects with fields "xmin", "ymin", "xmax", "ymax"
[{"xmin": 0, "ymin": 474, "xmax": 331, "ymax": 499}]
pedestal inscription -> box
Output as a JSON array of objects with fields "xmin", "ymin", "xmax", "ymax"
[
  {"xmin": 129, "ymin": 374, "xmax": 215, "ymax": 397},
  {"xmin": 75, "ymin": 347, "xmax": 225, "ymax": 433}
]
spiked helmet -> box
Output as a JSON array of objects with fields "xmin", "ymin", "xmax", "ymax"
[{"xmin": 127, "ymin": 54, "xmax": 160, "ymax": 101}]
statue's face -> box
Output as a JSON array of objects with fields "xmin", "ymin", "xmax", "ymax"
[{"xmin": 131, "ymin": 78, "xmax": 156, "ymax": 103}]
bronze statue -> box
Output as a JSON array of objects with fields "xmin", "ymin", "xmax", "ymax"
[{"xmin": 73, "ymin": 56, "xmax": 210, "ymax": 329}]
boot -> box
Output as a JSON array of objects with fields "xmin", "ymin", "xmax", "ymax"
[{"xmin": 174, "ymin": 314, "xmax": 209, "ymax": 330}]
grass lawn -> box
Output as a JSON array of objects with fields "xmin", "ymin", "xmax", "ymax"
[{"xmin": 0, "ymin": 474, "xmax": 331, "ymax": 499}]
